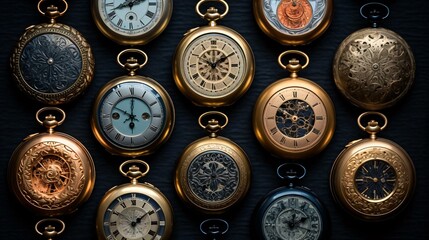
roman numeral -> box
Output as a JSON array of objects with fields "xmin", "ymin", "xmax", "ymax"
[
  {"xmin": 228, "ymin": 73, "xmax": 236, "ymax": 79},
  {"xmin": 129, "ymin": 87, "xmax": 134, "ymax": 95},
  {"xmin": 146, "ymin": 11, "xmax": 154, "ymax": 18},
  {"xmin": 270, "ymin": 127, "xmax": 278, "ymax": 135},
  {"xmin": 105, "ymin": 123, "xmax": 114, "ymax": 133},
  {"xmin": 293, "ymin": 91, "xmax": 297, "ymax": 98},
  {"xmin": 108, "ymin": 11, "xmax": 116, "ymax": 20},
  {"xmin": 150, "ymin": 125, "xmax": 158, "ymax": 132},
  {"xmin": 117, "ymin": 18, "xmax": 123, "ymax": 27},
  {"xmin": 115, "ymin": 90, "xmax": 122, "ymax": 97}
]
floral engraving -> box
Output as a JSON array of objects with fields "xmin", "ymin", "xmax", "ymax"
[
  {"xmin": 336, "ymin": 29, "xmax": 414, "ymax": 107},
  {"xmin": 188, "ymin": 151, "xmax": 239, "ymax": 202},
  {"xmin": 20, "ymin": 33, "xmax": 82, "ymax": 93}
]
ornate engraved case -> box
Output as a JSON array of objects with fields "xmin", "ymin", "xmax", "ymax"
[
  {"xmin": 172, "ymin": 0, "xmax": 255, "ymax": 107},
  {"xmin": 96, "ymin": 160, "xmax": 173, "ymax": 240},
  {"xmin": 8, "ymin": 107, "xmax": 95, "ymax": 216},
  {"xmin": 253, "ymin": 0, "xmax": 333, "ymax": 45},
  {"xmin": 91, "ymin": 0, "xmax": 173, "ymax": 45},
  {"xmin": 253, "ymin": 50, "xmax": 335, "ymax": 160},
  {"xmin": 10, "ymin": 0, "xmax": 94, "ymax": 105},
  {"xmin": 330, "ymin": 112, "xmax": 415, "ymax": 221},
  {"xmin": 254, "ymin": 164, "xmax": 328, "ymax": 240},
  {"xmin": 333, "ymin": 3, "xmax": 415, "ymax": 110},
  {"xmin": 91, "ymin": 49, "xmax": 175, "ymax": 157},
  {"xmin": 175, "ymin": 111, "xmax": 251, "ymax": 214}
]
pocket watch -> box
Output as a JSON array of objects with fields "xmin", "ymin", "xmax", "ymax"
[
  {"xmin": 253, "ymin": 0, "xmax": 333, "ymax": 45},
  {"xmin": 96, "ymin": 160, "xmax": 173, "ymax": 240},
  {"xmin": 8, "ymin": 107, "xmax": 96, "ymax": 216},
  {"xmin": 175, "ymin": 111, "xmax": 251, "ymax": 214},
  {"xmin": 172, "ymin": 0, "xmax": 255, "ymax": 107},
  {"xmin": 253, "ymin": 163, "xmax": 328, "ymax": 240},
  {"xmin": 330, "ymin": 112, "xmax": 416, "ymax": 221},
  {"xmin": 91, "ymin": 0, "xmax": 173, "ymax": 45},
  {"xmin": 91, "ymin": 49, "xmax": 175, "ymax": 157},
  {"xmin": 253, "ymin": 50, "xmax": 335, "ymax": 160},
  {"xmin": 332, "ymin": 2, "xmax": 415, "ymax": 110},
  {"xmin": 10, "ymin": 0, "xmax": 94, "ymax": 105}
]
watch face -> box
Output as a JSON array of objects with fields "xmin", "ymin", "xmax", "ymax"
[
  {"xmin": 355, "ymin": 160, "xmax": 396, "ymax": 201},
  {"xmin": 97, "ymin": 0, "xmax": 164, "ymax": 36},
  {"xmin": 102, "ymin": 193, "xmax": 168, "ymax": 240},
  {"xmin": 182, "ymin": 33, "xmax": 247, "ymax": 97},
  {"xmin": 262, "ymin": 194, "xmax": 323, "ymax": 240},
  {"xmin": 263, "ymin": 87, "xmax": 328, "ymax": 152},
  {"xmin": 97, "ymin": 81, "xmax": 166, "ymax": 150},
  {"xmin": 263, "ymin": 0, "xmax": 328, "ymax": 34}
]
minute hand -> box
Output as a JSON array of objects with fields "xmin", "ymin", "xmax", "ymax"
[{"xmin": 214, "ymin": 52, "xmax": 235, "ymax": 66}]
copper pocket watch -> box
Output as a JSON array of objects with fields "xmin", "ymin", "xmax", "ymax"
[
  {"xmin": 96, "ymin": 160, "xmax": 173, "ymax": 240},
  {"xmin": 91, "ymin": 49, "xmax": 175, "ymax": 157},
  {"xmin": 253, "ymin": 50, "xmax": 335, "ymax": 160},
  {"xmin": 333, "ymin": 2, "xmax": 415, "ymax": 110},
  {"xmin": 330, "ymin": 112, "xmax": 415, "ymax": 221},
  {"xmin": 10, "ymin": 0, "xmax": 94, "ymax": 105},
  {"xmin": 91, "ymin": 0, "xmax": 173, "ymax": 45},
  {"xmin": 253, "ymin": 0, "xmax": 333, "ymax": 45},
  {"xmin": 175, "ymin": 111, "xmax": 251, "ymax": 214},
  {"xmin": 8, "ymin": 107, "xmax": 96, "ymax": 217},
  {"xmin": 172, "ymin": 0, "xmax": 255, "ymax": 107},
  {"xmin": 253, "ymin": 163, "xmax": 328, "ymax": 240}
]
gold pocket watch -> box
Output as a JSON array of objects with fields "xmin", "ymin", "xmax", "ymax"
[
  {"xmin": 91, "ymin": 0, "xmax": 173, "ymax": 45},
  {"xmin": 172, "ymin": 0, "xmax": 255, "ymax": 107},
  {"xmin": 253, "ymin": 50, "xmax": 335, "ymax": 160},
  {"xmin": 91, "ymin": 49, "xmax": 175, "ymax": 157},
  {"xmin": 333, "ymin": 2, "xmax": 415, "ymax": 110},
  {"xmin": 96, "ymin": 160, "xmax": 173, "ymax": 240},
  {"xmin": 253, "ymin": 0, "xmax": 333, "ymax": 45},
  {"xmin": 10, "ymin": 0, "xmax": 94, "ymax": 105},
  {"xmin": 175, "ymin": 111, "xmax": 251, "ymax": 214},
  {"xmin": 330, "ymin": 112, "xmax": 415, "ymax": 221},
  {"xmin": 8, "ymin": 107, "xmax": 96, "ymax": 216}
]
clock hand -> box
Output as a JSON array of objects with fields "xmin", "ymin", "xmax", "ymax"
[
  {"xmin": 113, "ymin": 0, "xmax": 134, "ymax": 10},
  {"xmin": 114, "ymin": 106, "xmax": 132, "ymax": 117},
  {"xmin": 214, "ymin": 52, "xmax": 235, "ymax": 66}
]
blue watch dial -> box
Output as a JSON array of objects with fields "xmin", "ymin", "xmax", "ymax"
[
  {"xmin": 98, "ymin": 81, "xmax": 165, "ymax": 149},
  {"xmin": 355, "ymin": 160, "xmax": 396, "ymax": 200}
]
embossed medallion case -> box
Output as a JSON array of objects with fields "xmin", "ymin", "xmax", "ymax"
[
  {"xmin": 91, "ymin": 49, "xmax": 175, "ymax": 157},
  {"xmin": 96, "ymin": 160, "xmax": 173, "ymax": 240},
  {"xmin": 91, "ymin": 0, "xmax": 173, "ymax": 45},
  {"xmin": 333, "ymin": 2, "xmax": 415, "ymax": 110},
  {"xmin": 253, "ymin": 50, "xmax": 335, "ymax": 160},
  {"xmin": 330, "ymin": 112, "xmax": 415, "ymax": 221},
  {"xmin": 10, "ymin": 0, "xmax": 94, "ymax": 105},
  {"xmin": 173, "ymin": 0, "xmax": 255, "ymax": 107},
  {"xmin": 254, "ymin": 163, "xmax": 328, "ymax": 240},
  {"xmin": 175, "ymin": 111, "xmax": 251, "ymax": 214},
  {"xmin": 253, "ymin": 0, "xmax": 333, "ymax": 45},
  {"xmin": 8, "ymin": 107, "xmax": 96, "ymax": 217}
]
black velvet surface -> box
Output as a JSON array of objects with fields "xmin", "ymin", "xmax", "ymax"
[{"xmin": 1, "ymin": 0, "xmax": 428, "ymax": 239}]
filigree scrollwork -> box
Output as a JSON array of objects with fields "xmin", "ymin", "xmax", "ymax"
[
  {"xmin": 188, "ymin": 151, "xmax": 239, "ymax": 202},
  {"xmin": 276, "ymin": 99, "xmax": 315, "ymax": 138},
  {"xmin": 20, "ymin": 33, "xmax": 82, "ymax": 93},
  {"xmin": 341, "ymin": 147, "xmax": 409, "ymax": 216}
]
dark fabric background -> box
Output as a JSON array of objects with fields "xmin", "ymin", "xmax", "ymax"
[{"xmin": 1, "ymin": 0, "xmax": 428, "ymax": 239}]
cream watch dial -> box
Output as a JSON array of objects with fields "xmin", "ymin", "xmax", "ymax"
[
  {"xmin": 102, "ymin": 193, "xmax": 167, "ymax": 240},
  {"xmin": 262, "ymin": 195, "xmax": 322, "ymax": 239},
  {"xmin": 263, "ymin": 87, "xmax": 328, "ymax": 152},
  {"xmin": 183, "ymin": 33, "xmax": 246, "ymax": 97},
  {"xmin": 98, "ymin": 0, "xmax": 163, "ymax": 36},
  {"xmin": 97, "ymin": 81, "xmax": 165, "ymax": 150}
]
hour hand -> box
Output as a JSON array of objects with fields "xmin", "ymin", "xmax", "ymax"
[{"xmin": 113, "ymin": 0, "xmax": 133, "ymax": 10}]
